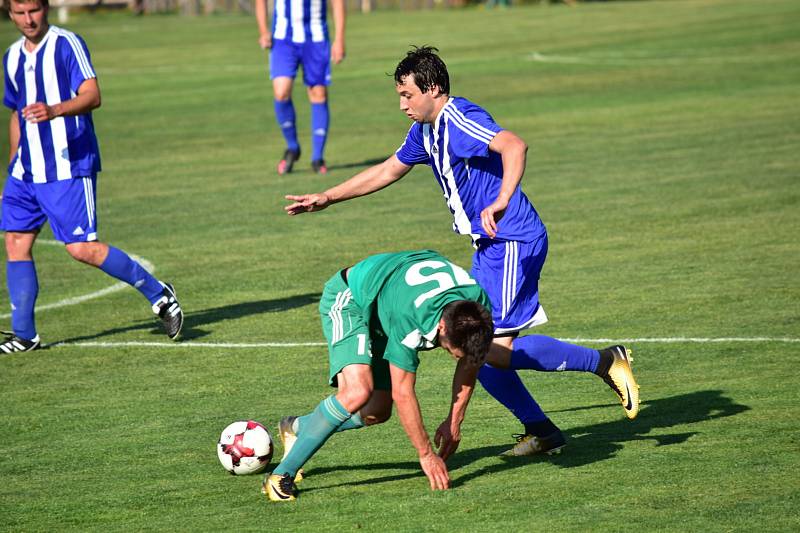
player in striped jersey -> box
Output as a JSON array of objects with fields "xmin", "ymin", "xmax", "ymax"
[
  {"xmin": 284, "ymin": 46, "xmax": 639, "ymax": 456},
  {"xmin": 255, "ymin": 0, "xmax": 346, "ymax": 175},
  {"xmin": 1, "ymin": 0, "xmax": 183, "ymax": 353}
]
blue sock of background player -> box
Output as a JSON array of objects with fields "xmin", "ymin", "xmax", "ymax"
[
  {"xmin": 274, "ymin": 99, "xmax": 300, "ymax": 153},
  {"xmin": 6, "ymin": 260, "xmax": 38, "ymax": 340},
  {"xmin": 310, "ymin": 102, "xmax": 329, "ymax": 162},
  {"xmin": 6, "ymin": 247, "xmax": 164, "ymax": 342}
]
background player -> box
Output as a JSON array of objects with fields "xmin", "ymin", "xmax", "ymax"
[
  {"xmin": 1, "ymin": 0, "xmax": 183, "ymax": 353},
  {"xmin": 263, "ymin": 249, "xmax": 493, "ymax": 501},
  {"xmin": 284, "ymin": 46, "xmax": 639, "ymax": 456},
  {"xmin": 255, "ymin": 0, "xmax": 346, "ymax": 175}
]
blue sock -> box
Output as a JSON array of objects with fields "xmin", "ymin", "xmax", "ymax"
[
  {"xmin": 274, "ymin": 395, "xmax": 352, "ymax": 477},
  {"xmin": 478, "ymin": 364, "xmax": 548, "ymax": 425},
  {"xmin": 7, "ymin": 260, "xmax": 38, "ymax": 340},
  {"xmin": 310, "ymin": 101, "xmax": 329, "ymax": 161},
  {"xmin": 274, "ymin": 99, "xmax": 299, "ymax": 152},
  {"xmin": 99, "ymin": 246, "xmax": 163, "ymax": 305},
  {"xmin": 511, "ymin": 335, "xmax": 600, "ymax": 373}
]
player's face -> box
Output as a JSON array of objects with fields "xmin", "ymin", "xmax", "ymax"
[
  {"xmin": 9, "ymin": 0, "xmax": 49, "ymax": 44},
  {"xmin": 396, "ymin": 75, "xmax": 440, "ymax": 124}
]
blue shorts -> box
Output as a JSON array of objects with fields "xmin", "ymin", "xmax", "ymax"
[
  {"xmin": 270, "ymin": 39, "xmax": 331, "ymax": 87},
  {"xmin": 1, "ymin": 175, "xmax": 98, "ymax": 243},
  {"xmin": 471, "ymin": 235, "xmax": 549, "ymax": 335}
]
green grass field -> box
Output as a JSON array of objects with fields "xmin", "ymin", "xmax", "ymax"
[{"xmin": 1, "ymin": 0, "xmax": 799, "ymax": 530}]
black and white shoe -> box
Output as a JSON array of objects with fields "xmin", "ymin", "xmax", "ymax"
[
  {"xmin": 152, "ymin": 283, "xmax": 183, "ymax": 340},
  {"xmin": 0, "ymin": 331, "xmax": 41, "ymax": 354}
]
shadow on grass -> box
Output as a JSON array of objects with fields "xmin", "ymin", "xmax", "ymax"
[
  {"xmin": 53, "ymin": 292, "xmax": 321, "ymax": 343},
  {"xmin": 298, "ymin": 390, "xmax": 749, "ymax": 492}
]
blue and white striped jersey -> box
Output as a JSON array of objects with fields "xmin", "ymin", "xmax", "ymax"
[
  {"xmin": 395, "ymin": 97, "xmax": 546, "ymax": 244},
  {"xmin": 3, "ymin": 26, "xmax": 101, "ymax": 183},
  {"xmin": 272, "ymin": 0, "xmax": 329, "ymax": 44}
]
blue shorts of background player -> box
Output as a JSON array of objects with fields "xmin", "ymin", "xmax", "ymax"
[{"xmin": 270, "ymin": 40, "xmax": 331, "ymax": 87}]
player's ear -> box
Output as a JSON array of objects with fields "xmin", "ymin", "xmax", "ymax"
[{"xmin": 437, "ymin": 319, "xmax": 447, "ymax": 338}]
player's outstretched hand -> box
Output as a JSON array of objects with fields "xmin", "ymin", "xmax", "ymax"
[
  {"xmin": 284, "ymin": 193, "xmax": 331, "ymax": 215},
  {"xmin": 480, "ymin": 199, "xmax": 508, "ymax": 239},
  {"xmin": 419, "ymin": 451, "xmax": 450, "ymax": 490},
  {"xmin": 434, "ymin": 418, "xmax": 461, "ymax": 461}
]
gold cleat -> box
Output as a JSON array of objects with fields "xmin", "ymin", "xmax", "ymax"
[
  {"xmin": 600, "ymin": 346, "xmax": 640, "ymax": 419},
  {"xmin": 261, "ymin": 473, "xmax": 298, "ymax": 502}
]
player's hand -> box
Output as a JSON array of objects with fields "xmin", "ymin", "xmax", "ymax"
[
  {"xmin": 434, "ymin": 418, "xmax": 461, "ymax": 461},
  {"xmin": 22, "ymin": 102, "xmax": 55, "ymax": 123},
  {"xmin": 419, "ymin": 450, "xmax": 450, "ymax": 490},
  {"xmin": 331, "ymin": 40, "xmax": 345, "ymax": 65},
  {"xmin": 284, "ymin": 193, "xmax": 331, "ymax": 215},
  {"xmin": 480, "ymin": 198, "xmax": 508, "ymax": 239},
  {"xmin": 259, "ymin": 33, "xmax": 272, "ymax": 50}
]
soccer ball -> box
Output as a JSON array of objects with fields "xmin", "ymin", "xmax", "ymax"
[{"xmin": 217, "ymin": 420, "xmax": 274, "ymax": 475}]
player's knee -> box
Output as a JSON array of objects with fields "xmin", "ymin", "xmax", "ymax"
[
  {"xmin": 5, "ymin": 233, "xmax": 35, "ymax": 260},
  {"xmin": 65, "ymin": 242, "xmax": 105, "ymax": 266},
  {"xmin": 338, "ymin": 384, "xmax": 373, "ymax": 412}
]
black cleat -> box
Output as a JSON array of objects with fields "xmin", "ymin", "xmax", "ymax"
[
  {"xmin": 0, "ymin": 331, "xmax": 40, "ymax": 354},
  {"xmin": 277, "ymin": 149, "xmax": 300, "ymax": 175},
  {"xmin": 311, "ymin": 159, "xmax": 327, "ymax": 174},
  {"xmin": 152, "ymin": 283, "xmax": 183, "ymax": 340},
  {"xmin": 500, "ymin": 430, "xmax": 566, "ymax": 457}
]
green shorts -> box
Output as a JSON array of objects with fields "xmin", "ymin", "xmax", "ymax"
[{"xmin": 319, "ymin": 270, "xmax": 390, "ymax": 390}]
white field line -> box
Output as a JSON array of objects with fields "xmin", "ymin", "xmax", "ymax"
[
  {"xmin": 46, "ymin": 337, "xmax": 800, "ymax": 350},
  {"xmin": 0, "ymin": 239, "xmax": 155, "ymax": 319},
  {"xmin": 528, "ymin": 51, "xmax": 767, "ymax": 66}
]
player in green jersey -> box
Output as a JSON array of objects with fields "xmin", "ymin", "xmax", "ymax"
[{"xmin": 262, "ymin": 250, "xmax": 494, "ymax": 502}]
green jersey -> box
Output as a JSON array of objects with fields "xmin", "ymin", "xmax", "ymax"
[{"xmin": 346, "ymin": 250, "xmax": 491, "ymax": 373}]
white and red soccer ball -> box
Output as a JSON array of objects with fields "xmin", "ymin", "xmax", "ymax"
[{"xmin": 217, "ymin": 420, "xmax": 274, "ymax": 475}]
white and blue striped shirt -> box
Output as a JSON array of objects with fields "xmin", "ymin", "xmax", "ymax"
[
  {"xmin": 272, "ymin": 0, "xmax": 329, "ymax": 43},
  {"xmin": 396, "ymin": 97, "xmax": 546, "ymax": 244},
  {"xmin": 3, "ymin": 26, "xmax": 101, "ymax": 183}
]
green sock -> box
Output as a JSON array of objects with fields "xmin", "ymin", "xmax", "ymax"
[
  {"xmin": 273, "ymin": 395, "xmax": 351, "ymax": 477},
  {"xmin": 335, "ymin": 412, "xmax": 364, "ymax": 432}
]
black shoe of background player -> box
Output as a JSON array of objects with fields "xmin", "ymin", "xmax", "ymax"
[{"xmin": 277, "ymin": 149, "xmax": 300, "ymax": 175}]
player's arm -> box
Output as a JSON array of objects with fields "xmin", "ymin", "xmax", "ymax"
[
  {"xmin": 330, "ymin": 0, "xmax": 346, "ymax": 64},
  {"xmin": 8, "ymin": 110, "xmax": 20, "ymax": 163},
  {"xmin": 21, "ymin": 78, "xmax": 100, "ymax": 124},
  {"xmin": 284, "ymin": 154, "xmax": 412, "ymax": 215},
  {"xmin": 254, "ymin": 0, "xmax": 271, "ymax": 49},
  {"xmin": 480, "ymin": 129, "xmax": 528, "ymax": 238},
  {"xmin": 435, "ymin": 356, "xmax": 479, "ymax": 461},
  {"xmin": 389, "ymin": 363, "xmax": 450, "ymax": 490}
]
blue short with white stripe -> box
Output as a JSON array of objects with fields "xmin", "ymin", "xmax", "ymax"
[
  {"xmin": 270, "ymin": 39, "xmax": 331, "ymax": 87},
  {"xmin": 1, "ymin": 175, "xmax": 98, "ymax": 243},
  {"xmin": 471, "ymin": 234, "xmax": 549, "ymax": 335}
]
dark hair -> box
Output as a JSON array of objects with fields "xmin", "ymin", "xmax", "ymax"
[
  {"xmin": 441, "ymin": 300, "xmax": 493, "ymax": 367},
  {"xmin": 394, "ymin": 45, "xmax": 450, "ymax": 95}
]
